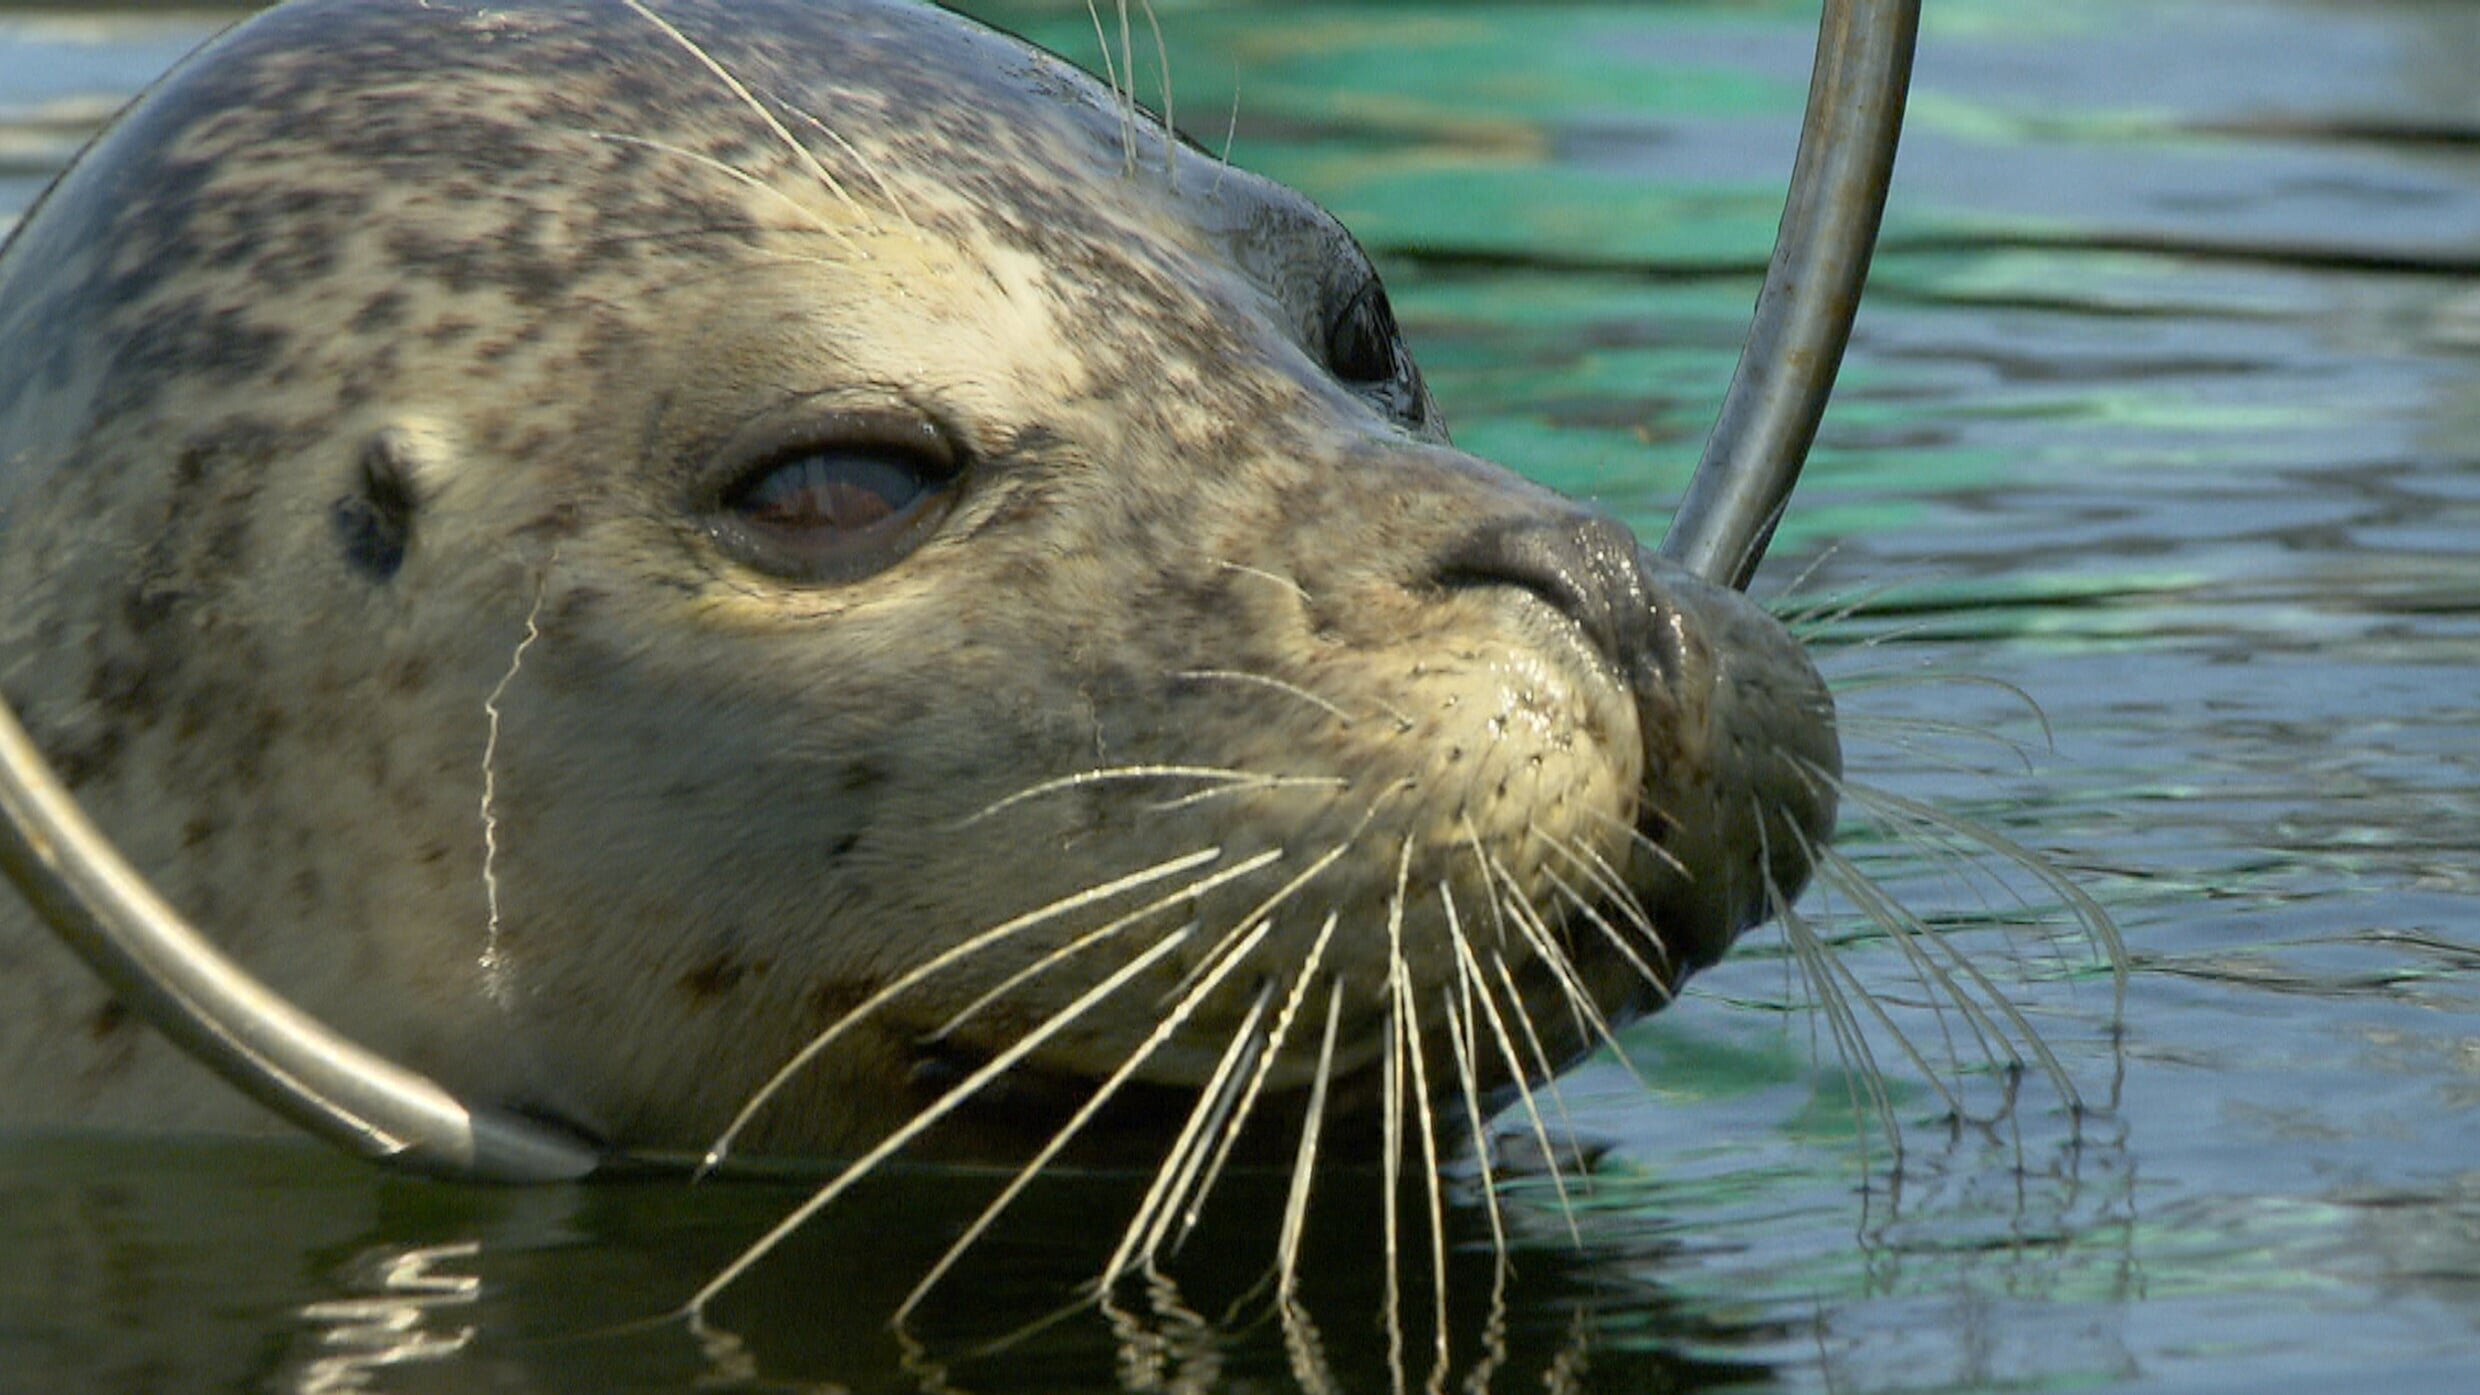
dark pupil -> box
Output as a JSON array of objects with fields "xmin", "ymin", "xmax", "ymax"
[
  {"xmin": 1329, "ymin": 280, "xmax": 1401, "ymax": 385},
  {"xmin": 740, "ymin": 453, "xmax": 921, "ymax": 532}
]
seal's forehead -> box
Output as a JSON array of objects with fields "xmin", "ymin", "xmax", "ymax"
[{"xmin": 0, "ymin": 0, "xmax": 1336, "ymax": 437}]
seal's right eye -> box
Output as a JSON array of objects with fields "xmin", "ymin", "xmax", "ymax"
[{"xmin": 704, "ymin": 413, "xmax": 960, "ymax": 583}]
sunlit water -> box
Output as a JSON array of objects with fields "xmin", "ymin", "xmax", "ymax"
[{"xmin": 4, "ymin": 2, "xmax": 2477, "ymax": 1392}]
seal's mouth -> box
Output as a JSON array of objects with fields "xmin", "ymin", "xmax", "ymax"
[
  {"xmin": 904, "ymin": 1030, "xmax": 1493, "ymax": 1169},
  {"xmin": 902, "ymin": 1035, "xmax": 1304, "ymax": 1166}
]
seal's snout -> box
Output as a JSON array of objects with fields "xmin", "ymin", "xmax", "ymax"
[
  {"xmin": 1628, "ymin": 558, "xmax": 1842, "ymax": 971},
  {"xmin": 1438, "ymin": 507, "xmax": 1840, "ymax": 980}
]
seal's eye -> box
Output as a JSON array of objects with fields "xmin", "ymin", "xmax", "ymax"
[
  {"xmin": 734, "ymin": 452, "xmax": 924, "ymax": 536},
  {"xmin": 1325, "ymin": 276, "xmax": 1430, "ymax": 430},
  {"xmin": 705, "ymin": 413, "xmax": 960, "ymax": 583}
]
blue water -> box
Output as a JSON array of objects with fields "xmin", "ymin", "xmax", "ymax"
[{"xmin": 4, "ymin": 1, "xmax": 2478, "ymax": 1391}]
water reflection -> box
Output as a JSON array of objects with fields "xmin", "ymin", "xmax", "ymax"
[
  {"xmin": 291, "ymin": 1243, "xmax": 481, "ymax": 1395},
  {"xmin": 204, "ymin": 1152, "xmax": 1802, "ymax": 1394}
]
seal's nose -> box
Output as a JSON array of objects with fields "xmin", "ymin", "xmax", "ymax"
[{"xmin": 1433, "ymin": 512, "xmax": 1679, "ymax": 687}]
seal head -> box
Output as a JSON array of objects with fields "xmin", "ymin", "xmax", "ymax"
[{"xmin": 0, "ymin": 0, "xmax": 1838, "ymax": 1158}]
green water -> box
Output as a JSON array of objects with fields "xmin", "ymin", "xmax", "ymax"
[{"xmin": 5, "ymin": 1, "xmax": 2479, "ymax": 1391}]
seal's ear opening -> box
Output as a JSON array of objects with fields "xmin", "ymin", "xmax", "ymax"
[{"xmin": 333, "ymin": 432, "xmax": 423, "ymax": 582}]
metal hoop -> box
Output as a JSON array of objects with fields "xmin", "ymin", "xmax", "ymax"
[{"xmin": 1659, "ymin": 0, "xmax": 1920, "ymax": 589}]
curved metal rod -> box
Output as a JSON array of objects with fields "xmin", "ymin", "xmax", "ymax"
[
  {"xmin": 0, "ymin": 0, "xmax": 1911, "ymax": 1183},
  {"xmin": 0, "ymin": 698, "xmax": 598, "ymax": 1182},
  {"xmin": 1658, "ymin": 0, "xmax": 1920, "ymax": 590}
]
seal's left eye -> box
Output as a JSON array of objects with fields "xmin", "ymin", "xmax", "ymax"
[
  {"xmin": 705, "ymin": 416, "xmax": 960, "ymax": 583},
  {"xmin": 1327, "ymin": 279, "xmax": 1404, "ymax": 386},
  {"xmin": 1325, "ymin": 277, "xmax": 1429, "ymax": 430}
]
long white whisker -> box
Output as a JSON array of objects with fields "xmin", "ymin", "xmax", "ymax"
[
  {"xmin": 1473, "ymin": 837, "xmax": 1651, "ymax": 1094},
  {"xmin": 561, "ymin": 129, "xmax": 860, "ymax": 254},
  {"xmin": 1489, "ymin": 950, "xmax": 1589, "ymax": 1178},
  {"xmin": 1440, "ymin": 991, "xmax": 1510, "ymax": 1284},
  {"xmin": 1173, "ymin": 668, "xmax": 1357, "ymax": 726},
  {"xmin": 1838, "ymin": 778, "xmax": 2126, "ymax": 1017},
  {"xmin": 959, "ymin": 764, "xmax": 1301, "ymax": 826},
  {"xmin": 1137, "ymin": 0, "xmax": 1176, "ymax": 184},
  {"xmin": 703, "ymin": 845, "xmax": 1254, "ymax": 1170},
  {"xmin": 1536, "ymin": 830, "xmax": 1674, "ymax": 979},
  {"xmin": 1276, "ymin": 979, "xmax": 1345, "ymax": 1300},
  {"xmin": 685, "ymin": 926, "xmax": 1194, "ymax": 1313},
  {"xmin": 1778, "ymin": 884, "xmax": 1907, "ymax": 1161},
  {"xmin": 1159, "ymin": 793, "xmax": 1398, "ymax": 1005},
  {"xmin": 1446, "ymin": 890, "xmax": 1581, "ymax": 1244},
  {"xmin": 1103, "ymin": 974, "xmax": 1278, "ymax": 1286},
  {"xmin": 1387, "ymin": 942, "xmax": 1451, "ymax": 1384},
  {"xmin": 619, "ymin": 0, "xmax": 870, "ymax": 218},
  {"xmin": 1381, "ymin": 985, "xmax": 1407, "ymax": 1395},
  {"xmin": 894, "ymin": 919, "xmax": 1280, "ymax": 1321},
  {"xmin": 1173, "ymin": 911, "xmax": 1344, "ymax": 1252},
  {"xmin": 1539, "ymin": 863, "xmax": 1671, "ymax": 1004}
]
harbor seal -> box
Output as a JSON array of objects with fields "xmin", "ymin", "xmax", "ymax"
[{"xmin": 0, "ymin": 0, "xmax": 1838, "ymax": 1170}]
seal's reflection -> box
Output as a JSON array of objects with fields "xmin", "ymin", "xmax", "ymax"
[
  {"xmin": 268, "ymin": 1162, "xmax": 1780, "ymax": 1394},
  {"xmin": 290, "ymin": 1242, "xmax": 480, "ymax": 1394}
]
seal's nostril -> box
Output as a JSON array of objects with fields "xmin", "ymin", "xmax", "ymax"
[{"xmin": 1434, "ymin": 512, "xmax": 1658, "ymax": 675}]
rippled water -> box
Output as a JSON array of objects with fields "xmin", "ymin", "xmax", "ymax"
[{"xmin": 4, "ymin": 1, "xmax": 2477, "ymax": 1391}]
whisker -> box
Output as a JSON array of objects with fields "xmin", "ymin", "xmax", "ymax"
[
  {"xmin": 618, "ymin": 0, "xmax": 871, "ymax": 219},
  {"xmin": 1759, "ymin": 541, "xmax": 1843, "ymax": 622},
  {"xmin": 1582, "ymin": 803, "xmax": 1695, "ymax": 883},
  {"xmin": 1440, "ymin": 990, "xmax": 1510, "ymax": 1284},
  {"xmin": 703, "ymin": 845, "xmax": 1251, "ymax": 1171},
  {"xmin": 1822, "ymin": 842, "xmax": 2084, "ymax": 1111},
  {"xmin": 1146, "ymin": 774, "xmax": 1351, "ymax": 814},
  {"xmin": 1159, "ymin": 792, "xmax": 1399, "ymax": 1005},
  {"xmin": 1103, "ymin": 982, "xmax": 1273, "ymax": 1285},
  {"xmin": 1830, "ymin": 671, "xmax": 2057, "ymax": 751},
  {"xmin": 1535, "ymin": 829, "xmax": 1674, "ymax": 979},
  {"xmin": 559, "ymin": 129, "xmax": 861, "ymax": 254},
  {"xmin": 959, "ymin": 763, "xmax": 1298, "ymax": 826},
  {"xmin": 1174, "ymin": 668, "xmax": 1358, "ymax": 727},
  {"xmin": 1446, "ymin": 891, "xmax": 1582, "ymax": 1244},
  {"xmin": 1212, "ymin": 66, "xmax": 1242, "ymax": 197},
  {"xmin": 1472, "ymin": 837, "xmax": 1651, "ymax": 1094},
  {"xmin": 1172, "ymin": 911, "xmax": 1344, "ymax": 1252},
  {"xmin": 781, "ymin": 104, "xmax": 923, "ymax": 234},
  {"xmin": 1380, "ymin": 978, "xmax": 1407, "ymax": 1395},
  {"xmin": 1137, "ymin": 0, "xmax": 1177, "ymax": 184},
  {"xmin": 1774, "ymin": 869, "xmax": 1908, "ymax": 1157},
  {"xmin": 1823, "ymin": 827, "xmax": 2014, "ymax": 1079},
  {"xmin": 1207, "ymin": 558, "xmax": 1311, "ymax": 605},
  {"xmin": 1775, "ymin": 573, "xmax": 1918, "ymax": 638},
  {"xmin": 1489, "ymin": 950, "xmax": 1590, "ymax": 1178},
  {"xmin": 1839, "ymin": 712, "xmax": 2046, "ymax": 775},
  {"xmin": 895, "ymin": 921, "xmax": 1281, "ymax": 1320},
  {"xmin": 1387, "ymin": 935, "xmax": 1452, "ymax": 1384},
  {"xmin": 685, "ymin": 926, "xmax": 1195, "ymax": 1313},
  {"xmin": 1538, "ymin": 863, "xmax": 1671, "ymax": 1004},
  {"xmin": 1275, "ymin": 979, "xmax": 1346, "ymax": 1300},
  {"xmin": 1837, "ymin": 779, "xmax": 2126, "ymax": 1014},
  {"xmin": 923, "ymin": 829, "xmax": 1298, "ymax": 1042}
]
